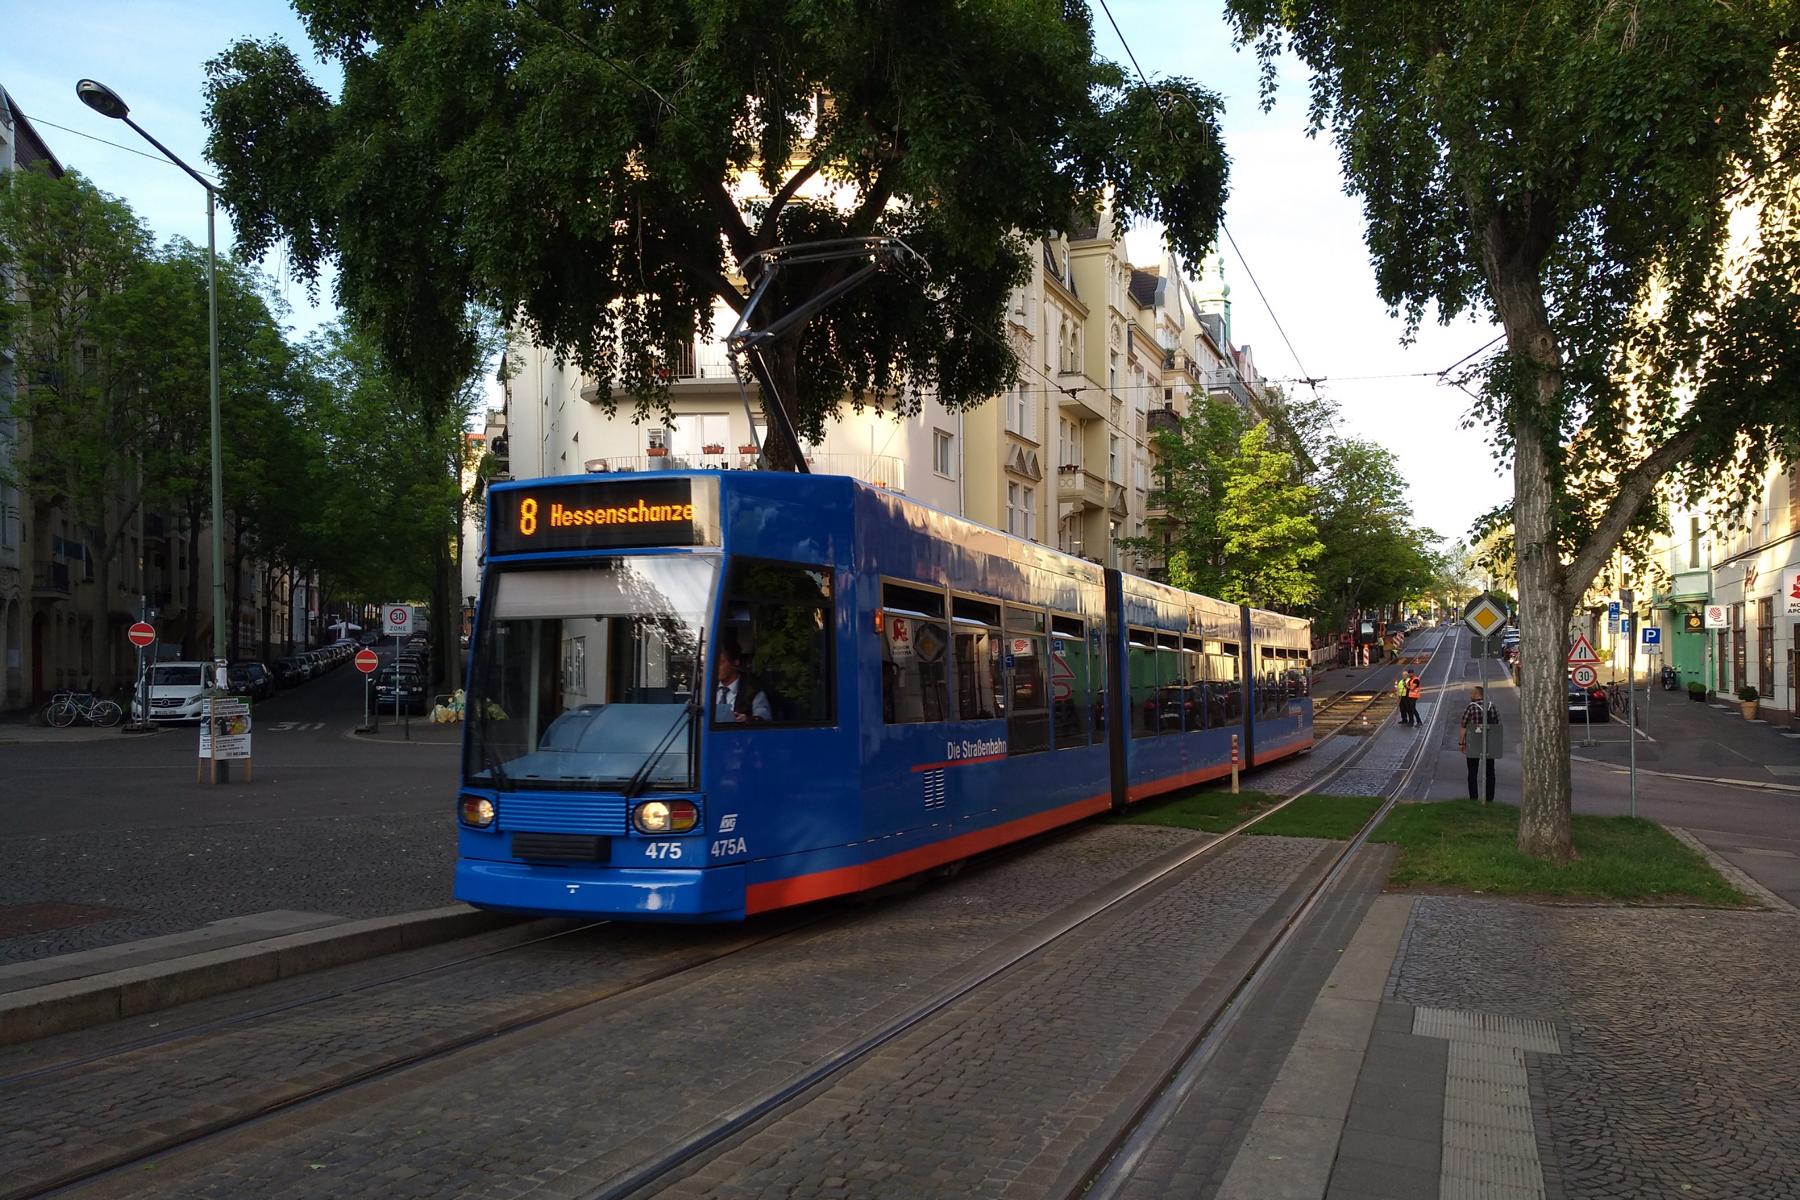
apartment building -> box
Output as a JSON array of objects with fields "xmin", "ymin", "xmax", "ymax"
[{"xmin": 1704, "ymin": 461, "xmax": 1800, "ymax": 721}]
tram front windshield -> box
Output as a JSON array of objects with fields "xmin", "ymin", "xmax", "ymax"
[{"xmin": 464, "ymin": 556, "xmax": 715, "ymax": 791}]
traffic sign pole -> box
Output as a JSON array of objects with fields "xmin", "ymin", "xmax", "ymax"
[
  {"xmin": 1623, "ymin": 592, "xmax": 1637, "ymax": 820},
  {"xmin": 126, "ymin": 620, "xmax": 157, "ymax": 733}
]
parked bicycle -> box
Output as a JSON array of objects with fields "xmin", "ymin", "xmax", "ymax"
[
  {"xmin": 1606, "ymin": 681, "xmax": 1633, "ymax": 717},
  {"xmin": 43, "ymin": 690, "xmax": 123, "ymax": 728}
]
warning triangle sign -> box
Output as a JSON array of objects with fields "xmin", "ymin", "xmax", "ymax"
[{"xmin": 1567, "ymin": 634, "xmax": 1601, "ymax": 666}]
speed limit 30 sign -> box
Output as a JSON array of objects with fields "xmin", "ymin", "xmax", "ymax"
[
  {"xmin": 1571, "ymin": 665, "xmax": 1598, "ymax": 688},
  {"xmin": 383, "ymin": 605, "xmax": 414, "ymax": 637}
]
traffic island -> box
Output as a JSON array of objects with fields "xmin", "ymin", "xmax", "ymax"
[{"xmin": 1372, "ymin": 801, "xmax": 1751, "ymax": 905}]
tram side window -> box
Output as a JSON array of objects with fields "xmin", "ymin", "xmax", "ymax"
[
  {"xmin": 1129, "ymin": 630, "xmax": 1158, "ymax": 738},
  {"xmin": 1211, "ymin": 648, "xmax": 1243, "ymax": 724},
  {"xmin": 1089, "ymin": 625, "xmax": 1108, "ymax": 746},
  {"xmin": 1051, "ymin": 616, "xmax": 1088, "ymax": 750},
  {"xmin": 1004, "ymin": 606, "xmax": 1051, "ymax": 756},
  {"xmin": 1184, "ymin": 639, "xmax": 1207, "ymax": 730},
  {"xmin": 716, "ymin": 560, "xmax": 834, "ymax": 726},
  {"xmin": 1155, "ymin": 633, "xmax": 1184, "ymax": 733},
  {"xmin": 882, "ymin": 611, "xmax": 948, "ymax": 723},
  {"xmin": 952, "ymin": 598, "xmax": 1004, "ymax": 721}
]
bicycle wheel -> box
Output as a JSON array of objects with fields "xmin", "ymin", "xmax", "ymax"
[
  {"xmin": 46, "ymin": 700, "xmax": 77, "ymax": 728},
  {"xmin": 93, "ymin": 700, "xmax": 123, "ymax": 727}
]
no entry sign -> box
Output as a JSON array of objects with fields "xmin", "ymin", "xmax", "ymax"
[
  {"xmin": 355, "ymin": 649, "xmax": 380, "ymax": 674},
  {"xmin": 127, "ymin": 622, "xmax": 156, "ymax": 648}
]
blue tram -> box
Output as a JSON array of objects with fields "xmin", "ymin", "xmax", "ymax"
[{"xmin": 455, "ymin": 471, "xmax": 1312, "ymax": 920}]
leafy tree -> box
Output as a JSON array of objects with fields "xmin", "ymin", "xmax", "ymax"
[
  {"xmin": 1226, "ymin": 1, "xmax": 1800, "ymax": 860},
  {"xmin": 202, "ymin": 0, "xmax": 1230, "ymax": 469},
  {"xmin": 1218, "ymin": 423, "xmax": 1322, "ymax": 609},
  {"xmin": 1310, "ymin": 438, "xmax": 1435, "ymax": 631},
  {"xmin": 0, "ymin": 167, "xmax": 159, "ymax": 688},
  {"xmin": 1125, "ymin": 393, "xmax": 1249, "ymax": 595}
]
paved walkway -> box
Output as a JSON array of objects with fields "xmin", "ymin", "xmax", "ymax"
[{"xmin": 1213, "ymin": 628, "xmax": 1800, "ymax": 1200}]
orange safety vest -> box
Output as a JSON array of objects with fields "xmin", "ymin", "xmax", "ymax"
[{"xmin": 1406, "ymin": 676, "xmax": 1422, "ymax": 700}]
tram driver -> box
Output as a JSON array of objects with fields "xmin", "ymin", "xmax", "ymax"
[{"xmin": 714, "ymin": 643, "xmax": 773, "ymax": 723}]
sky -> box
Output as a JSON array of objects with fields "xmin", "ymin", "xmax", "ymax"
[{"xmin": 3, "ymin": 0, "xmax": 1511, "ymax": 545}]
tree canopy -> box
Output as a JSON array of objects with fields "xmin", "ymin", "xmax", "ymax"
[
  {"xmin": 1226, "ymin": 0, "xmax": 1800, "ymax": 861},
  {"xmin": 203, "ymin": 0, "xmax": 1231, "ymax": 465}
]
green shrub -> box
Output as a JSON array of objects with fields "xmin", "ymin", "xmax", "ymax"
[
  {"xmin": 1687, "ymin": 680, "xmax": 1705, "ymax": 696},
  {"xmin": 1738, "ymin": 684, "xmax": 1760, "ymax": 702}
]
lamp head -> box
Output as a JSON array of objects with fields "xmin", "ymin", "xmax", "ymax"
[{"xmin": 76, "ymin": 79, "xmax": 130, "ymax": 121}]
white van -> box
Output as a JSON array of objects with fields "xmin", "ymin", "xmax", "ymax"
[{"xmin": 131, "ymin": 661, "xmax": 213, "ymax": 722}]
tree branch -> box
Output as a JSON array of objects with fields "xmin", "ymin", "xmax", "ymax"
[
  {"xmin": 753, "ymin": 157, "xmax": 821, "ymax": 254},
  {"xmin": 1564, "ymin": 422, "xmax": 1705, "ymax": 599},
  {"xmin": 703, "ymin": 179, "xmax": 755, "ymax": 268}
]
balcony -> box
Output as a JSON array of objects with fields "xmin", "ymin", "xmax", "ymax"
[
  {"xmin": 1056, "ymin": 373, "xmax": 1107, "ymax": 422},
  {"xmin": 579, "ymin": 342, "xmax": 741, "ymax": 402},
  {"xmin": 1056, "ymin": 465, "xmax": 1108, "ymax": 512},
  {"xmin": 1147, "ymin": 405, "xmax": 1181, "ymax": 436},
  {"xmin": 32, "ymin": 560, "xmax": 70, "ymax": 598},
  {"xmin": 581, "ymin": 452, "xmax": 907, "ymax": 491}
]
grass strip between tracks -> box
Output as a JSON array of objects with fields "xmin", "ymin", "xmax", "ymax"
[
  {"xmin": 1371, "ymin": 801, "xmax": 1750, "ymax": 905},
  {"xmin": 1109, "ymin": 788, "xmax": 1383, "ymax": 839}
]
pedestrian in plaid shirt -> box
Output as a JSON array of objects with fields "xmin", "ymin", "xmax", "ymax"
[{"xmin": 1459, "ymin": 686, "xmax": 1501, "ymax": 802}]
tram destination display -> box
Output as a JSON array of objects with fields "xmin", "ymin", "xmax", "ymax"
[{"xmin": 489, "ymin": 478, "xmax": 703, "ymax": 554}]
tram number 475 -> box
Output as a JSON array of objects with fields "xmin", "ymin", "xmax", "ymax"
[{"xmin": 644, "ymin": 842, "xmax": 684, "ymax": 860}]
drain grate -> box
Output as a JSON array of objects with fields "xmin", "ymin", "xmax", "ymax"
[{"xmin": 0, "ymin": 902, "xmax": 138, "ymax": 938}]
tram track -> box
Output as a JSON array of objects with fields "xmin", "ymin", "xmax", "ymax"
[
  {"xmin": 2, "ymin": 915, "xmax": 825, "ymax": 1200},
  {"xmin": 14, "ymin": 638, "xmax": 1448, "ymax": 1200},
  {"xmin": 566, "ymin": 631, "xmax": 1455, "ymax": 1200}
]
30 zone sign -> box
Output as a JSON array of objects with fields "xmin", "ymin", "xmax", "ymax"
[{"xmin": 489, "ymin": 479, "xmax": 702, "ymax": 554}]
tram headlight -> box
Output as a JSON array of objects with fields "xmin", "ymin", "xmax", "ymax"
[
  {"xmin": 632, "ymin": 799, "xmax": 698, "ymax": 834},
  {"xmin": 460, "ymin": 794, "xmax": 496, "ymax": 828}
]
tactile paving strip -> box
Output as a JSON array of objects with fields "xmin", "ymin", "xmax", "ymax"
[{"xmin": 1414, "ymin": 1006, "xmax": 1562, "ymax": 1200}]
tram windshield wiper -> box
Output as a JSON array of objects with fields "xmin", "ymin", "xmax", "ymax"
[
  {"xmin": 620, "ymin": 702, "xmax": 697, "ymax": 798},
  {"xmin": 473, "ymin": 696, "xmax": 513, "ymax": 792}
]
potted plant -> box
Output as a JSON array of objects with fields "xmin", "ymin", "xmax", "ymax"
[
  {"xmin": 646, "ymin": 446, "xmax": 668, "ymax": 457},
  {"xmin": 1737, "ymin": 684, "xmax": 1760, "ymax": 719},
  {"xmin": 1686, "ymin": 680, "xmax": 1706, "ymax": 702},
  {"xmin": 738, "ymin": 443, "xmax": 760, "ymax": 455},
  {"xmin": 702, "ymin": 443, "xmax": 725, "ymax": 455}
]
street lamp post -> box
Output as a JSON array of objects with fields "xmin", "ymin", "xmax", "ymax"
[{"xmin": 76, "ymin": 80, "xmax": 225, "ymax": 675}]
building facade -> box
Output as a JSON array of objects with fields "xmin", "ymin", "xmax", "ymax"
[{"xmin": 493, "ymin": 215, "xmax": 1269, "ymax": 581}]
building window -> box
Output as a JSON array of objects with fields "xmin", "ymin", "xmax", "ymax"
[
  {"xmin": 1109, "ymin": 435, "xmax": 1120, "ymax": 483},
  {"xmin": 1007, "ymin": 483, "xmax": 1023, "ymax": 536},
  {"xmin": 932, "ymin": 430, "xmax": 955, "ymax": 478},
  {"xmin": 1023, "ymin": 486, "xmax": 1037, "ymax": 542},
  {"xmin": 1689, "ymin": 517, "xmax": 1701, "ymax": 570}
]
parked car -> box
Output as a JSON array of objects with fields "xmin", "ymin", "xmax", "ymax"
[
  {"xmin": 227, "ymin": 661, "xmax": 276, "ymax": 701},
  {"xmin": 1567, "ymin": 681, "xmax": 1610, "ymax": 722},
  {"xmin": 359, "ymin": 631, "xmax": 379, "ymax": 646},
  {"xmin": 375, "ymin": 665, "xmax": 428, "ymax": 715},
  {"xmin": 274, "ymin": 656, "xmax": 307, "ymax": 687},
  {"xmin": 130, "ymin": 661, "xmax": 212, "ymax": 722}
]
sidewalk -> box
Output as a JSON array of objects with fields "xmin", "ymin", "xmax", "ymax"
[{"xmin": 1569, "ymin": 677, "xmax": 1800, "ymax": 788}]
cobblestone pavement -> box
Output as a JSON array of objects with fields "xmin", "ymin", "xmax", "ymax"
[
  {"xmin": 52, "ymin": 823, "xmax": 1210, "ymax": 1200},
  {"xmin": 1390, "ymin": 897, "xmax": 1800, "ymax": 1199},
  {"xmin": 0, "ymin": 806, "xmax": 455, "ymax": 964},
  {"xmin": 653, "ymin": 836, "xmax": 1338, "ymax": 1200}
]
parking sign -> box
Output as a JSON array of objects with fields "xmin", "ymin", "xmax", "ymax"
[{"xmin": 1642, "ymin": 625, "xmax": 1661, "ymax": 646}]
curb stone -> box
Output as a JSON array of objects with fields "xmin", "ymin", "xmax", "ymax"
[
  {"xmin": 1666, "ymin": 827, "xmax": 1800, "ymax": 917},
  {"xmin": 0, "ymin": 904, "xmax": 519, "ymax": 1045}
]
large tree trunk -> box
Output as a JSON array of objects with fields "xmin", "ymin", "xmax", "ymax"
[
  {"xmin": 184, "ymin": 504, "xmax": 204, "ymax": 658},
  {"xmin": 1512, "ymin": 426, "xmax": 1575, "ymax": 861},
  {"xmin": 1489, "ymin": 257, "xmax": 1576, "ymax": 862}
]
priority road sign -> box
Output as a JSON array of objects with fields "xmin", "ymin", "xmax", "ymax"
[
  {"xmin": 1571, "ymin": 665, "xmax": 1598, "ymax": 688},
  {"xmin": 1567, "ymin": 634, "xmax": 1601, "ymax": 666},
  {"xmin": 383, "ymin": 604, "xmax": 414, "ymax": 637},
  {"xmin": 1642, "ymin": 625, "xmax": 1661, "ymax": 645},
  {"xmin": 1462, "ymin": 595, "xmax": 1508, "ymax": 639},
  {"xmin": 355, "ymin": 649, "xmax": 379, "ymax": 674},
  {"xmin": 127, "ymin": 621, "xmax": 156, "ymax": 648}
]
